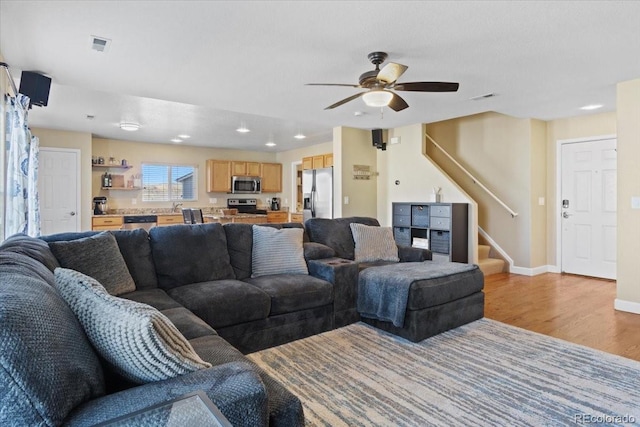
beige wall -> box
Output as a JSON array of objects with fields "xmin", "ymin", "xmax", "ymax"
[
  {"xmin": 377, "ymin": 123, "xmax": 477, "ymax": 263},
  {"xmin": 276, "ymin": 141, "xmax": 332, "ymax": 212},
  {"xmin": 336, "ymin": 127, "xmax": 378, "ymax": 218},
  {"xmin": 616, "ymin": 78, "xmax": 640, "ymax": 310},
  {"xmin": 545, "ymin": 111, "xmax": 617, "ymax": 266},
  {"xmin": 530, "ymin": 119, "xmax": 547, "ymax": 267},
  {"xmin": 425, "ymin": 113, "xmax": 534, "ymax": 267},
  {"xmin": 32, "ymin": 128, "xmax": 93, "ymax": 231}
]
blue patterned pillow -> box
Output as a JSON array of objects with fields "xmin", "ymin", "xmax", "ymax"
[
  {"xmin": 251, "ymin": 225, "xmax": 308, "ymax": 277},
  {"xmin": 54, "ymin": 268, "xmax": 211, "ymax": 384}
]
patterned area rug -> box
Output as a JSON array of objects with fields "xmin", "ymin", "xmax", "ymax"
[{"xmin": 247, "ymin": 319, "xmax": 640, "ymax": 426}]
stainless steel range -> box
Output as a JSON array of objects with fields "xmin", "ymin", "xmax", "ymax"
[{"xmin": 227, "ymin": 198, "xmax": 267, "ymax": 214}]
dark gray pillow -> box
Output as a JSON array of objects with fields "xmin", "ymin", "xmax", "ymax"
[
  {"xmin": 48, "ymin": 232, "xmax": 136, "ymax": 296},
  {"xmin": 149, "ymin": 223, "xmax": 235, "ymax": 290},
  {"xmin": 251, "ymin": 225, "xmax": 308, "ymax": 277}
]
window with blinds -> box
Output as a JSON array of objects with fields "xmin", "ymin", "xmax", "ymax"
[{"xmin": 141, "ymin": 163, "xmax": 197, "ymax": 202}]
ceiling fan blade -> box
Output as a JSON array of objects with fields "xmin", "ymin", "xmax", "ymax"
[
  {"xmin": 388, "ymin": 92, "xmax": 409, "ymax": 112},
  {"xmin": 394, "ymin": 82, "xmax": 459, "ymax": 92},
  {"xmin": 377, "ymin": 62, "xmax": 408, "ymax": 84},
  {"xmin": 306, "ymin": 83, "xmax": 361, "ymax": 88},
  {"xmin": 325, "ymin": 92, "xmax": 367, "ymax": 110}
]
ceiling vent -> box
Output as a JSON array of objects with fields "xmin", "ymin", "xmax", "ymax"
[{"xmin": 90, "ymin": 36, "xmax": 111, "ymax": 53}]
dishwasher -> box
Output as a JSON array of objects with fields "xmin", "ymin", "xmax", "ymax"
[{"xmin": 122, "ymin": 215, "xmax": 158, "ymax": 231}]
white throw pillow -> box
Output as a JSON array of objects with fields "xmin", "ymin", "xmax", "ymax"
[
  {"xmin": 350, "ymin": 223, "xmax": 400, "ymax": 263},
  {"xmin": 251, "ymin": 225, "xmax": 308, "ymax": 277},
  {"xmin": 54, "ymin": 268, "xmax": 211, "ymax": 384}
]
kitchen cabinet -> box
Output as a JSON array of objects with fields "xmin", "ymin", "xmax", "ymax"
[
  {"xmin": 267, "ymin": 211, "xmax": 288, "ymax": 223},
  {"xmin": 302, "ymin": 156, "xmax": 313, "ymax": 170},
  {"xmin": 92, "ymin": 216, "xmax": 123, "ymax": 231},
  {"xmin": 302, "ymin": 153, "xmax": 332, "ymax": 170},
  {"xmin": 290, "ymin": 212, "xmax": 303, "ymax": 223},
  {"xmin": 206, "ymin": 160, "xmax": 231, "ymax": 193},
  {"xmin": 261, "ymin": 162, "xmax": 282, "ymax": 193},
  {"xmin": 157, "ymin": 214, "xmax": 183, "ymax": 226},
  {"xmin": 231, "ymin": 161, "xmax": 260, "ymax": 176},
  {"xmin": 392, "ymin": 202, "xmax": 469, "ymax": 263}
]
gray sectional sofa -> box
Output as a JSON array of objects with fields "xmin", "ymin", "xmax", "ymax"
[{"xmin": 0, "ymin": 217, "xmax": 477, "ymax": 426}]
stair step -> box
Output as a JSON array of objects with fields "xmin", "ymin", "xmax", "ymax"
[
  {"xmin": 478, "ymin": 244, "xmax": 491, "ymax": 260},
  {"xmin": 478, "ymin": 257, "xmax": 505, "ymax": 276}
]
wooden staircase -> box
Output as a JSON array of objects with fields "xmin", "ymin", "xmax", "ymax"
[{"xmin": 477, "ymin": 244, "xmax": 506, "ymax": 276}]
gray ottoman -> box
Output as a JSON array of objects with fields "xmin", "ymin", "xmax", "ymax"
[{"xmin": 357, "ymin": 262, "xmax": 484, "ymax": 342}]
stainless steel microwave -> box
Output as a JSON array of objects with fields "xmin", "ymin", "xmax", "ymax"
[{"xmin": 231, "ymin": 176, "xmax": 261, "ymax": 194}]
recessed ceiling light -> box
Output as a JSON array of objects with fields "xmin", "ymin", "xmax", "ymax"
[
  {"xmin": 178, "ymin": 134, "xmax": 190, "ymax": 139},
  {"xmin": 236, "ymin": 122, "xmax": 250, "ymax": 133},
  {"xmin": 119, "ymin": 122, "xmax": 140, "ymax": 131},
  {"xmin": 265, "ymin": 142, "xmax": 276, "ymax": 147},
  {"xmin": 170, "ymin": 138, "xmax": 182, "ymax": 143},
  {"xmin": 580, "ymin": 104, "xmax": 603, "ymax": 111},
  {"xmin": 354, "ymin": 111, "xmax": 365, "ymax": 117},
  {"xmin": 294, "ymin": 133, "xmax": 306, "ymax": 140}
]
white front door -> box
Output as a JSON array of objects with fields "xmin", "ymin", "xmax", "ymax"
[
  {"xmin": 38, "ymin": 148, "xmax": 81, "ymax": 234},
  {"xmin": 561, "ymin": 138, "xmax": 617, "ymax": 279}
]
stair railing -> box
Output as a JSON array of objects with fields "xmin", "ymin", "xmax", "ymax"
[{"xmin": 425, "ymin": 132, "xmax": 518, "ymax": 218}]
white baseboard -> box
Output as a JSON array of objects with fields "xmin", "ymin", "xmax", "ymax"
[
  {"xmin": 614, "ymin": 299, "xmax": 640, "ymax": 315},
  {"xmin": 509, "ymin": 265, "xmax": 555, "ymax": 276}
]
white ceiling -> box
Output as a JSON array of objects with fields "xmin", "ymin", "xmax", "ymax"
[{"xmin": 1, "ymin": 1, "xmax": 639, "ymax": 152}]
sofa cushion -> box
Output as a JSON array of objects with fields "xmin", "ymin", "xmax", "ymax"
[
  {"xmin": 303, "ymin": 242, "xmax": 335, "ymax": 261},
  {"xmin": 160, "ymin": 307, "xmax": 219, "ymax": 340},
  {"xmin": 1, "ymin": 233, "xmax": 60, "ymax": 271},
  {"xmin": 305, "ymin": 217, "xmax": 380, "ymax": 260},
  {"xmin": 251, "ymin": 225, "xmax": 308, "ymax": 278},
  {"xmin": 54, "ymin": 268, "xmax": 211, "ymax": 384},
  {"xmin": 167, "ymin": 280, "xmax": 271, "ymax": 329},
  {"xmin": 120, "ymin": 288, "xmax": 183, "ymax": 311},
  {"xmin": 350, "ymin": 223, "xmax": 399, "ymax": 263},
  {"xmin": 0, "ymin": 263, "xmax": 105, "ymax": 426},
  {"xmin": 149, "ymin": 223, "xmax": 235, "ymax": 290},
  {"xmin": 49, "ymin": 232, "xmax": 136, "ymax": 296},
  {"xmin": 111, "ymin": 229, "xmax": 158, "ymax": 290},
  {"xmin": 244, "ymin": 274, "xmax": 334, "ymax": 315},
  {"xmin": 224, "ymin": 222, "xmax": 306, "ymax": 280}
]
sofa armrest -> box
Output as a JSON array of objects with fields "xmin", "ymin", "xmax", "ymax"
[
  {"xmin": 398, "ymin": 245, "xmax": 432, "ymax": 262},
  {"xmin": 65, "ymin": 361, "xmax": 268, "ymax": 427},
  {"xmin": 308, "ymin": 257, "xmax": 359, "ymax": 327},
  {"xmin": 303, "ymin": 241, "xmax": 336, "ymax": 261}
]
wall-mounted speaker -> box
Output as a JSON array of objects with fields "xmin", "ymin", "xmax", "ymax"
[
  {"xmin": 19, "ymin": 71, "xmax": 51, "ymax": 107},
  {"xmin": 372, "ymin": 128, "xmax": 383, "ymax": 147}
]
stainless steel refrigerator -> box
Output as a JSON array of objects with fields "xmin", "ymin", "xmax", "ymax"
[{"xmin": 302, "ymin": 167, "xmax": 333, "ymax": 221}]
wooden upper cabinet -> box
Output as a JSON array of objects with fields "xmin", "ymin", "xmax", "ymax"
[
  {"xmin": 231, "ymin": 161, "xmax": 260, "ymax": 176},
  {"xmin": 302, "ymin": 156, "xmax": 313, "ymax": 170},
  {"xmin": 261, "ymin": 162, "xmax": 282, "ymax": 193},
  {"xmin": 323, "ymin": 153, "xmax": 333, "ymax": 167},
  {"xmin": 206, "ymin": 160, "xmax": 231, "ymax": 193},
  {"xmin": 312, "ymin": 155, "xmax": 324, "ymax": 169}
]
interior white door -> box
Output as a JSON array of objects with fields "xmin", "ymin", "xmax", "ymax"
[
  {"xmin": 561, "ymin": 138, "xmax": 616, "ymax": 279},
  {"xmin": 38, "ymin": 148, "xmax": 80, "ymax": 234}
]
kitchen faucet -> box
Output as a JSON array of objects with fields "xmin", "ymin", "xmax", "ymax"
[{"xmin": 172, "ymin": 202, "xmax": 183, "ymax": 212}]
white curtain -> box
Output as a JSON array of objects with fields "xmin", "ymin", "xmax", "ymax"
[{"xmin": 3, "ymin": 93, "xmax": 41, "ymax": 237}]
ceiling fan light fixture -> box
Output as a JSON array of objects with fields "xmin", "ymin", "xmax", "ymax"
[
  {"xmin": 363, "ymin": 90, "xmax": 393, "ymax": 108},
  {"xmin": 119, "ymin": 122, "xmax": 140, "ymax": 132}
]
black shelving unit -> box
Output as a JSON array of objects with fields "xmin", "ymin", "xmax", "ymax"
[{"xmin": 392, "ymin": 202, "xmax": 469, "ymax": 263}]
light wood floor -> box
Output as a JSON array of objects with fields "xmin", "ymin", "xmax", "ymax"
[{"xmin": 484, "ymin": 272, "xmax": 640, "ymax": 361}]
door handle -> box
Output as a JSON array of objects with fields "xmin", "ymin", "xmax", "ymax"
[
  {"xmin": 562, "ymin": 212, "xmax": 572, "ymax": 218},
  {"xmin": 69, "ymin": 211, "xmax": 76, "ymax": 216}
]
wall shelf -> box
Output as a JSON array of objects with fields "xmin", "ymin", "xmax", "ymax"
[
  {"xmin": 101, "ymin": 187, "xmax": 140, "ymax": 191},
  {"xmin": 92, "ymin": 164, "xmax": 132, "ymax": 170}
]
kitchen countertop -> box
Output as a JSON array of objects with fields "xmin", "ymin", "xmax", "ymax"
[{"xmin": 203, "ymin": 213, "xmax": 267, "ymax": 220}]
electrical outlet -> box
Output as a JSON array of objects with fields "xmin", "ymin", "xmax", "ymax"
[
  {"xmin": 131, "ymin": 199, "xmax": 137, "ymax": 205},
  {"xmin": 209, "ymin": 198, "xmax": 217, "ymax": 204}
]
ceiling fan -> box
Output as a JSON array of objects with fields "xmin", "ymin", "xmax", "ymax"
[{"xmin": 307, "ymin": 51, "xmax": 459, "ymax": 112}]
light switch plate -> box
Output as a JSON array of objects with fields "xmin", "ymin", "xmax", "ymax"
[
  {"xmin": 538, "ymin": 197, "xmax": 545, "ymax": 206},
  {"xmin": 131, "ymin": 198, "xmax": 137, "ymax": 205},
  {"xmin": 344, "ymin": 196, "xmax": 349, "ymax": 205},
  {"xmin": 209, "ymin": 198, "xmax": 217, "ymax": 204},
  {"xmin": 631, "ymin": 196, "xmax": 640, "ymax": 209}
]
